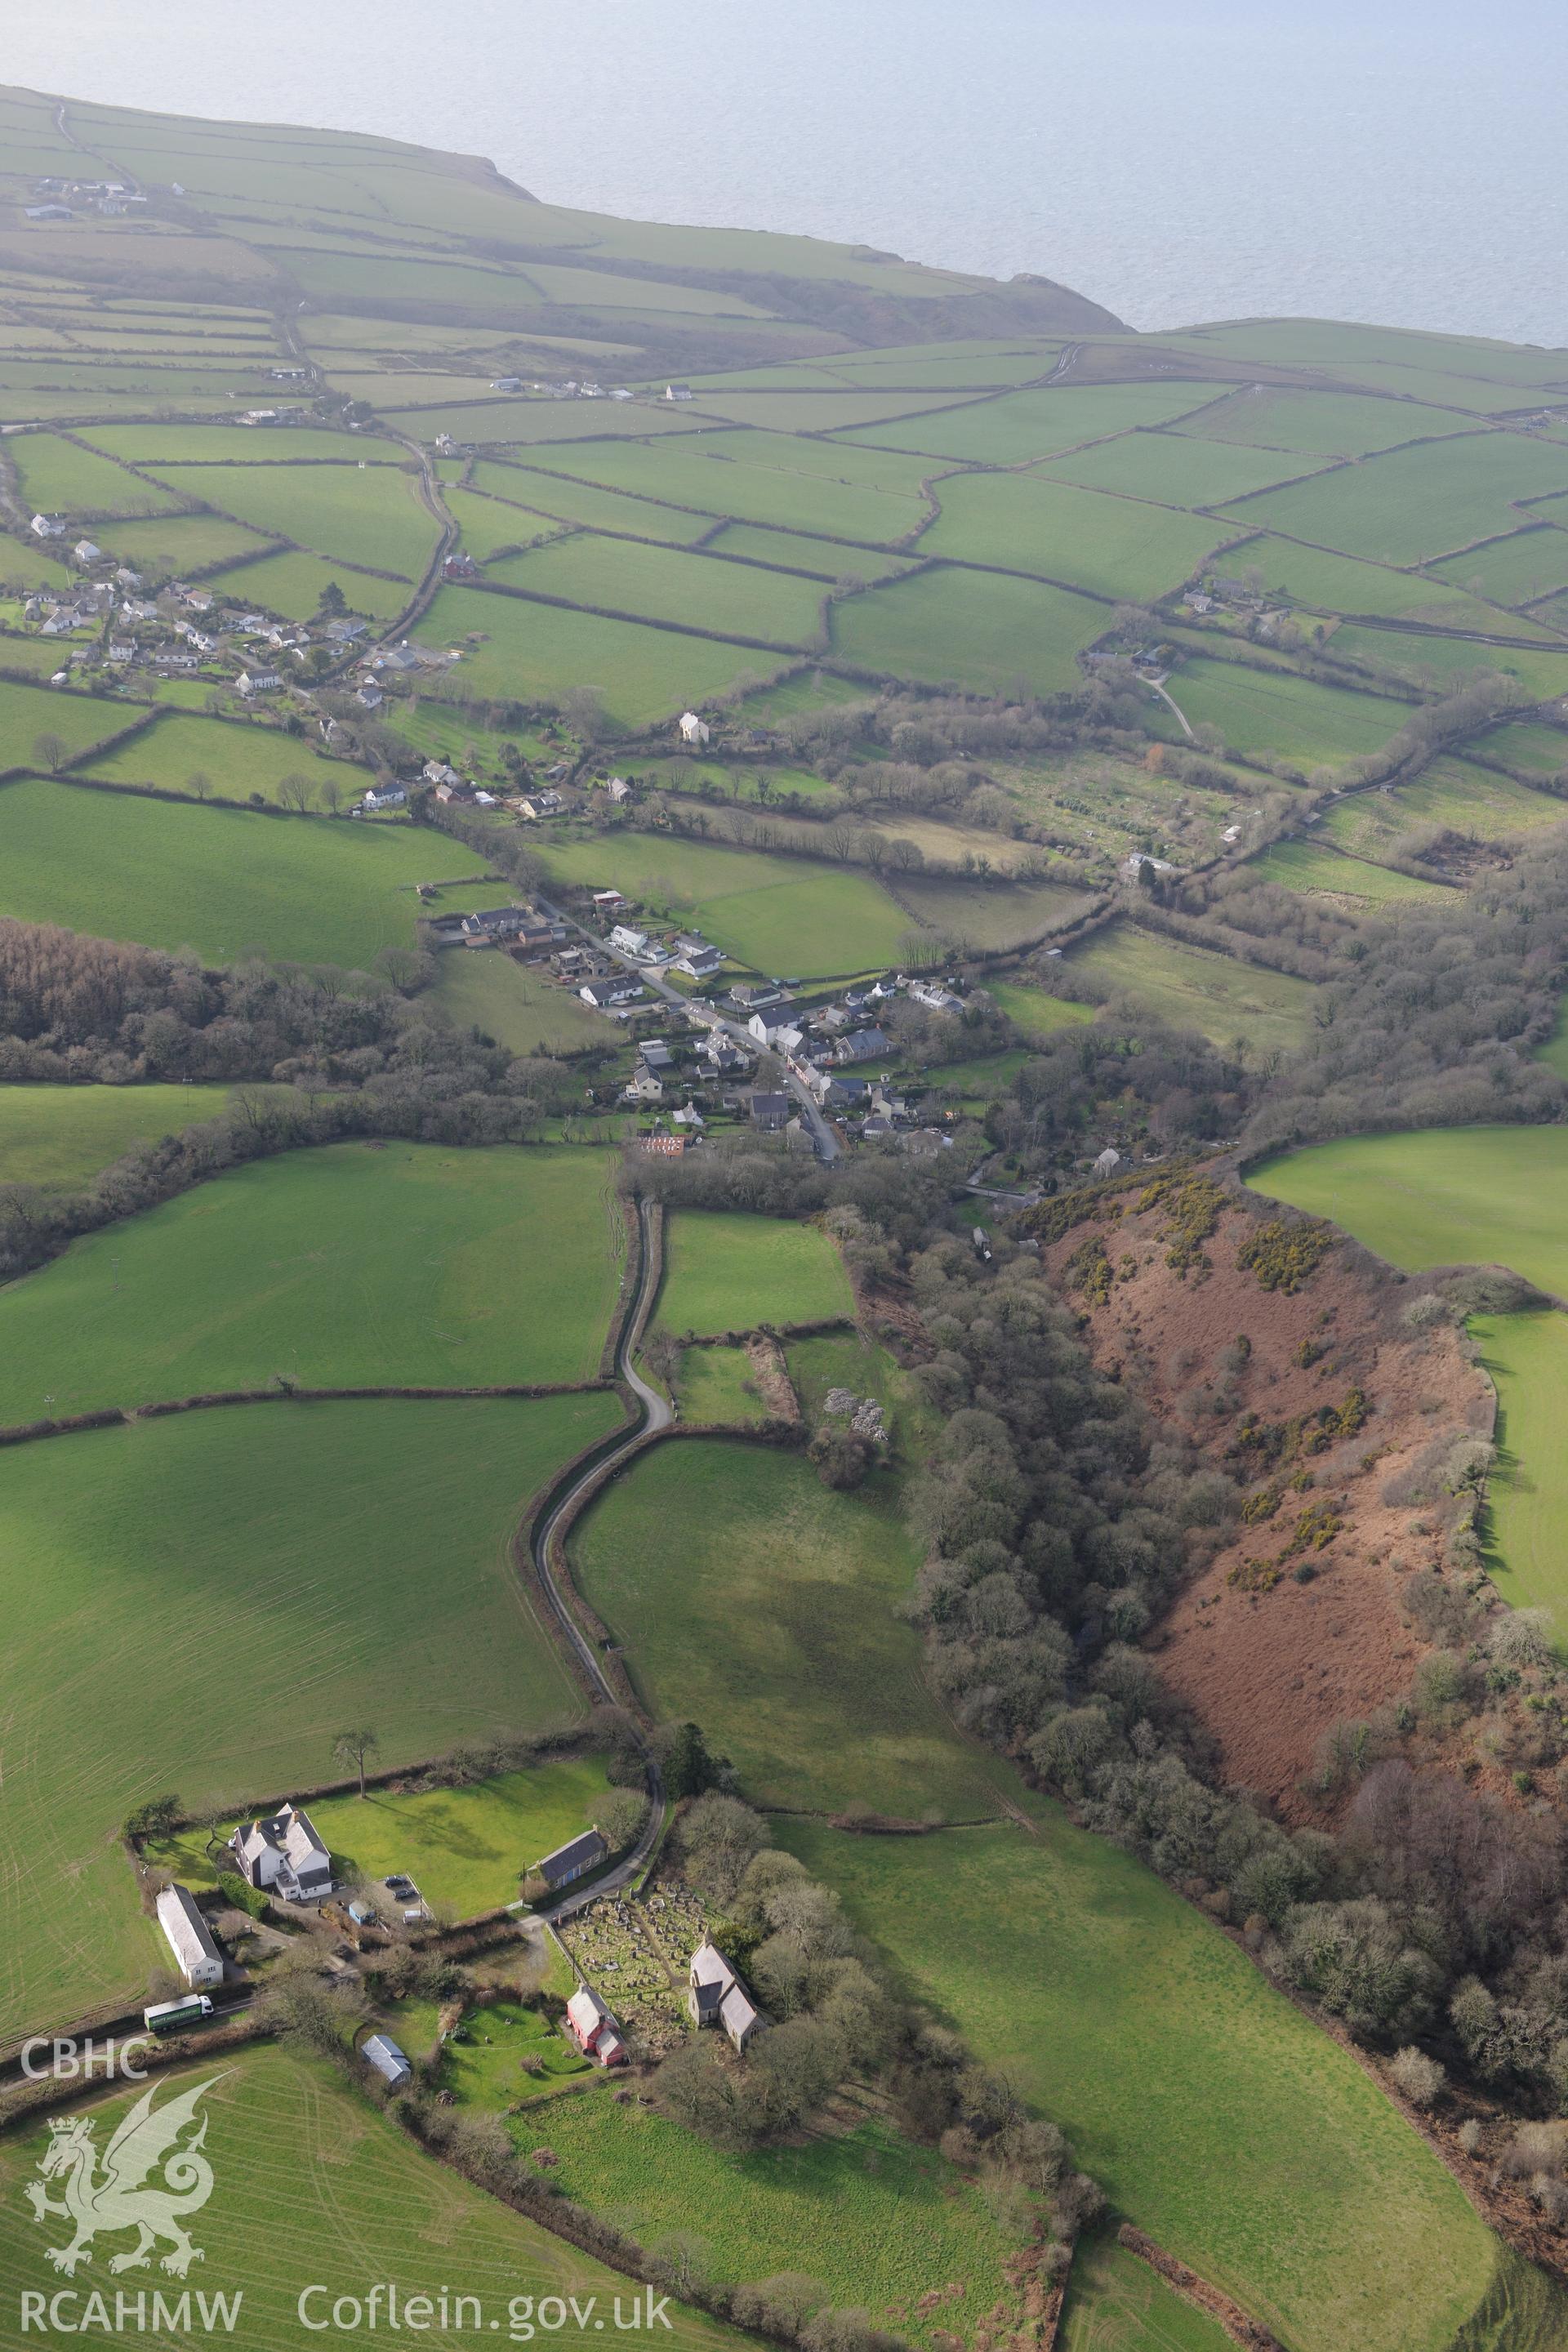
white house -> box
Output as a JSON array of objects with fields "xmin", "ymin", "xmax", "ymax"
[
  {"xmin": 157, "ymin": 1884, "xmax": 224, "ymax": 1991},
  {"xmin": 678, "ymin": 711, "xmax": 710, "ymax": 747},
  {"xmin": 361, "ymin": 785, "xmax": 406, "ymax": 812},
  {"xmin": 1094, "ymin": 1147, "xmax": 1122, "ymax": 1178},
  {"xmin": 238, "ymin": 670, "xmax": 282, "ymax": 697},
  {"xmin": 73, "ymin": 539, "xmax": 102, "ymax": 564},
  {"xmin": 229, "ymin": 1802, "xmax": 332, "ymax": 1900},
  {"xmin": 609, "ymin": 924, "xmax": 651, "ymax": 959},
  {"xmin": 665, "ymin": 383, "xmax": 695, "ymax": 403},
  {"xmin": 29, "ymin": 513, "xmax": 65, "ymax": 539}
]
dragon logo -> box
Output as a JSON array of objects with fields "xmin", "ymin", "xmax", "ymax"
[{"xmin": 24, "ymin": 2075, "xmax": 225, "ymax": 2278}]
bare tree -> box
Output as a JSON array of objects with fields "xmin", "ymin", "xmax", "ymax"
[
  {"xmin": 185, "ymin": 769, "xmax": 212, "ymax": 802},
  {"xmin": 332, "ymin": 1727, "xmax": 380, "ymax": 1797},
  {"xmin": 318, "ymin": 775, "xmax": 342, "ymax": 817},
  {"xmin": 277, "ymin": 771, "xmax": 314, "ymax": 814},
  {"xmin": 32, "ymin": 731, "xmax": 67, "ymax": 774}
]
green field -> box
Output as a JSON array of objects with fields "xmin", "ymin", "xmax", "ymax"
[
  {"xmin": 82, "ymin": 421, "xmax": 403, "ymax": 464},
  {"xmin": 519, "ymin": 439, "xmax": 929, "ymax": 542},
  {"xmin": 1061, "ymin": 2230, "xmax": 1233, "ymax": 2352},
  {"xmin": 514, "ymin": 2099, "xmax": 1020, "ymax": 2347},
  {"xmin": 1467, "ymin": 1311, "xmax": 1568, "ymax": 1633},
  {"xmin": 1481, "ymin": 721, "xmax": 1568, "ymax": 780},
  {"xmin": 413, "ymin": 584, "xmax": 786, "ymax": 724},
  {"xmin": 657, "ymin": 1208, "xmax": 852, "ymax": 1337},
  {"xmin": 78, "ymin": 708, "xmax": 371, "ymax": 803},
  {"xmin": 700, "ymin": 521, "xmax": 920, "ymax": 580},
  {"xmin": 570, "ymin": 1438, "xmax": 1005, "ymax": 1818},
  {"xmin": 1248, "ymin": 838, "xmax": 1451, "ymax": 905},
  {"xmin": 1067, "ymin": 923, "xmax": 1318, "ymax": 1055},
  {"xmin": 148, "ymin": 457, "xmax": 440, "ymax": 577},
  {"xmin": 677, "ymin": 1342, "xmax": 771, "ymax": 1425},
  {"xmin": 832, "ymin": 563, "xmax": 1107, "ymax": 697},
  {"xmin": 1176, "ymin": 387, "xmax": 1477, "ymax": 457},
  {"xmin": 152, "ymin": 1753, "xmax": 613, "ymax": 1920},
  {"xmin": 1220, "ymin": 434, "xmax": 1568, "ymax": 567},
  {"xmin": 781, "ymin": 1815, "xmax": 1502, "ymax": 2352},
  {"xmin": 1429, "ymin": 523, "xmax": 1568, "ymax": 604},
  {"xmin": 431, "ymin": 946, "xmax": 621, "ymax": 1055},
  {"xmin": 0, "ymin": 1392, "xmax": 620, "ymax": 2041},
  {"xmin": 1329, "ymin": 622, "xmax": 1568, "ymax": 705},
  {"xmin": 0, "ymin": 1080, "xmax": 253, "ymax": 1192},
  {"xmin": 1249, "ymin": 1125, "xmax": 1568, "ymax": 1301},
  {"xmin": 1220, "ymin": 532, "xmax": 1521, "ymax": 626},
  {"xmin": 1039, "ymin": 430, "xmax": 1321, "ymax": 509},
  {"xmin": 0, "ymin": 677, "xmax": 135, "ymax": 764},
  {"xmin": 0, "ymin": 2046, "xmax": 736, "ymax": 2352},
  {"xmin": 1166, "ymin": 657, "xmax": 1402, "ymax": 764},
  {"xmin": 0, "ymin": 1141, "xmax": 620, "ymax": 1419},
  {"xmin": 1318, "ymin": 760, "xmax": 1567, "ymax": 859},
  {"xmin": 0, "ymin": 777, "xmax": 486, "ymax": 963},
  {"xmin": 835, "ymin": 382, "xmax": 1219, "ymax": 464},
  {"xmin": 444, "ymin": 484, "xmax": 559, "ymax": 563},
  {"xmin": 471, "ymin": 458, "xmax": 714, "ymax": 545},
  {"xmin": 987, "ymin": 978, "xmax": 1098, "ymax": 1036},
  {"xmin": 486, "ymin": 532, "xmax": 826, "ymax": 645},
  {"xmin": 9, "ymin": 430, "xmax": 186, "ymax": 516},
  {"xmin": 533, "ymin": 831, "xmax": 913, "ymax": 977},
  {"xmin": 204, "ymin": 544, "xmax": 412, "ymax": 619},
  {"xmin": 924, "ymin": 470, "xmax": 1227, "ymax": 599},
  {"xmin": 95, "ymin": 509, "xmax": 278, "ymax": 571}
]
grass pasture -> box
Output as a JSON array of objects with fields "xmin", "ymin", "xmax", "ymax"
[
  {"xmin": 1218, "ymin": 434, "xmax": 1568, "ymax": 567},
  {"xmin": 1166, "ymin": 657, "xmax": 1401, "ymax": 764},
  {"xmin": 1429, "ymin": 523, "xmax": 1568, "ymax": 605},
  {"xmin": 676, "ymin": 1342, "xmax": 772, "ymax": 1425},
  {"xmin": 987, "ymin": 978, "xmax": 1098, "ymax": 1037},
  {"xmin": 8, "ymin": 431, "xmax": 185, "ymax": 517},
  {"xmin": 834, "ymin": 382, "xmax": 1221, "ymax": 464},
  {"xmin": 0, "ymin": 777, "xmax": 486, "ymax": 964},
  {"xmin": 1068, "ymin": 922, "xmax": 1317, "ymax": 1056},
  {"xmin": 1175, "ymin": 387, "xmax": 1476, "ymax": 457},
  {"xmin": 82, "ymin": 421, "xmax": 404, "ymax": 465},
  {"xmin": 205, "ymin": 545, "xmax": 412, "ymax": 619},
  {"xmin": 832, "ymin": 563, "xmax": 1107, "ymax": 697},
  {"xmin": 0, "ymin": 2046, "xmax": 737, "ymax": 2352},
  {"xmin": 485, "ymin": 532, "xmax": 826, "ymax": 646},
  {"xmin": 1470, "ymin": 1311, "xmax": 1568, "ymax": 1636},
  {"xmin": 657, "ymin": 1208, "xmax": 852, "ymax": 1337},
  {"xmin": 0, "ymin": 1392, "xmax": 621, "ymax": 2042},
  {"xmin": 148, "ymin": 457, "xmax": 440, "ymax": 578},
  {"xmin": 519, "ymin": 439, "xmax": 929, "ymax": 543},
  {"xmin": 1481, "ymin": 721, "xmax": 1568, "ymax": 780},
  {"xmin": 532, "ymin": 830, "xmax": 913, "ymax": 976},
  {"xmin": 1062, "ymin": 2230, "xmax": 1233, "ymax": 2352},
  {"xmin": 0, "ymin": 1140, "xmax": 621, "ymax": 1419},
  {"xmin": 1247, "ymin": 838, "xmax": 1451, "ymax": 906},
  {"xmin": 1247, "ymin": 1125, "xmax": 1568, "ymax": 1304},
  {"xmin": 1328, "ymin": 623, "xmax": 1568, "ymax": 705},
  {"xmin": 414, "ymin": 584, "xmax": 786, "ymax": 724},
  {"xmin": 94, "ymin": 508, "xmax": 278, "ymax": 572},
  {"xmin": 0, "ymin": 677, "xmax": 134, "ymax": 763},
  {"xmin": 1223, "ymin": 533, "xmax": 1522, "ymax": 627},
  {"xmin": 518, "ymin": 2100, "xmax": 1021, "ymax": 2350},
  {"xmin": 1038, "ymin": 430, "xmax": 1322, "ymax": 510},
  {"xmin": 78, "ymin": 708, "xmax": 371, "ymax": 803},
  {"xmin": 431, "ymin": 946, "xmax": 621, "ymax": 1055},
  {"xmin": 781, "ymin": 1815, "xmax": 1501, "ymax": 2352},
  {"xmin": 924, "ymin": 470, "xmax": 1227, "ymax": 599},
  {"xmin": 570, "ymin": 1438, "xmax": 1005, "ymax": 1820},
  {"xmin": 1320, "ymin": 762, "xmax": 1567, "ymax": 859},
  {"xmin": 470, "ymin": 458, "xmax": 713, "ymax": 544},
  {"xmin": 0, "ymin": 1081, "xmax": 251, "ymax": 1192}
]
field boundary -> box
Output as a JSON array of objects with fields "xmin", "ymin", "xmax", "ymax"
[
  {"xmin": 1115, "ymin": 2227, "xmax": 1286, "ymax": 2350},
  {"xmin": 0, "ymin": 1379, "xmax": 612, "ymax": 1452}
]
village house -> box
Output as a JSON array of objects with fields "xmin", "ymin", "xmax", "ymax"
[
  {"xmin": 514, "ymin": 788, "xmax": 564, "ymax": 819},
  {"xmin": 679, "ymin": 710, "xmax": 710, "ymax": 747},
  {"xmin": 673, "ymin": 936, "xmax": 724, "ymax": 980},
  {"xmin": 361, "ymin": 2034, "xmax": 412, "ymax": 2089},
  {"xmin": 237, "ymin": 670, "xmax": 281, "ymax": 697},
  {"xmin": 702, "ymin": 1033, "xmax": 751, "ymax": 1074},
  {"xmin": 565, "ymin": 1983, "xmax": 628, "ymax": 2066},
  {"xmin": 609, "ymin": 923, "xmax": 651, "ymax": 959},
  {"xmin": 359, "ymin": 785, "xmax": 406, "ymax": 813},
  {"xmin": 729, "ymin": 981, "xmax": 785, "ymax": 1013},
  {"xmin": 665, "ymin": 383, "xmax": 695, "ymax": 403},
  {"xmin": 73, "ymin": 538, "xmax": 102, "ymax": 565},
  {"xmin": 356, "ymin": 684, "xmax": 385, "ymax": 710},
  {"xmin": 626, "ymin": 1063, "xmax": 666, "ymax": 1103},
  {"xmin": 750, "ymin": 1091, "xmax": 791, "ymax": 1132},
  {"xmin": 581, "ymin": 976, "xmax": 645, "ymax": 1009},
  {"xmin": 688, "ymin": 1941, "xmax": 762, "ymax": 2053},
  {"xmin": 434, "ymin": 781, "xmax": 477, "ymax": 804},
  {"xmin": 29, "ymin": 513, "xmax": 66, "ymax": 538},
  {"xmin": 591, "ymin": 889, "xmax": 628, "ymax": 914},
  {"xmin": 908, "ymin": 979, "xmax": 963, "ymax": 1013},
  {"xmin": 673, "ymin": 1102, "xmax": 705, "ymax": 1129},
  {"xmin": 834, "ymin": 1027, "xmax": 892, "ymax": 1067},
  {"xmin": 156, "ymin": 1885, "xmax": 225, "ymax": 1992},
  {"xmin": 229, "ymin": 1801, "xmax": 332, "ymax": 1901},
  {"xmin": 533, "ymin": 1828, "xmax": 608, "ymax": 1891}
]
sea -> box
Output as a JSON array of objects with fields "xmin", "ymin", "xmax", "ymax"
[{"xmin": 7, "ymin": 0, "xmax": 1565, "ymax": 349}]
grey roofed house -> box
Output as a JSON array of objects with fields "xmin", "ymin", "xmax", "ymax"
[
  {"xmin": 156, "ymin": 1883, "xmax": 224, "ymax": 1991},
  {"xmin": 229, "ymin": 1800, "xmax": 332, "ymax": 1900},
  {"xmin": 688, "ymin": 1940, "xmax": 762, "ymax": 2052},
  {"xmin": 534, "ymin": 1827, "xmax": 608, "ymax": 1888},
  {"xmin": 362, "ymin": 2034, "xmax": 412, "ymax": 2088},
  {"xmin": 719, "ymin": 1982, "xmax": 760, "ymax": 2052},
  {"xmin": 835, "ymin": 1027, "xmax": 891, "ymax": 1065},
  {"xmin": 750, "ymin": 1092, "xmax": 791, "ymax": 1130}
]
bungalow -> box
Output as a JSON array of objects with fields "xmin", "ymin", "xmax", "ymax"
[
  {"xmin": 581, "ymin": 977, "xmax": 645, "ymax": 1009},
  {"xmin": 362, "ymin": 2034, "xmax": 412, "ymax": 2090},
  {"xmin": 750, "ymin": 1092, "xmax": 791, "ymax": 1132},
  {"xmin": 229, "ymin": 1801, "xmax": 332, "ymax": 1902},
  {"xmin": 156, "ymin": 1885, "xmax": 225, "ymax": 1992},
  {"xmin": 688, "ymin": 1941, "xmax": 762, "ymax": 2054},
  {"xmin": 565, "ymin": 1983, "xmax": 627, "ymax": 2066},
  {"xmin": 678, "ymin": 710, "xmax": 710, "ymax": 746},
  {"xmin": 514, "ymin": 789, "xmax": 564, "ymax": 820},
  {"xmin": 326, "ymin": 617, "xmax": 368, "ymax": 643},
  {"xmin": 639, "ymin": 1040, "xmax": 675, "ymax": 1071},
  {"xmin": 591, "ymin": 889, "xmax": 629, "ymax": 913},
  {"xmin": 908, "ymin": 980, "xmax": 963, "ymax": 1013},
  {"xmin": 730, "ymin": 982, "xmax": 784, "ymax": 1013},
  {"xmin": 356, "ymin": 684, "xmax": 385, "ymax": 710},
  {"xmin": 360, "ymin": 785, "xmax": 406, "ymax": 813},
  {"xmin": 534, "ymin": 1828, "xmax": 608, "ymax": 1890}
]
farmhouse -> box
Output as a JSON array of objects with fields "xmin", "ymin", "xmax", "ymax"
[
  {"xmin": 533, "ymin": 1828, "xmax": 608, "ymax": 1890},
  {"xmin": 229, "ymin": 1801, "xmax": 332, "ymax": 1901},
  {"xmin": 362, "ymin": 2034, "xmax": 412, "ymax": 2089},
  {"xmin": 359, "ymin": 786, "xmax": 406, "ymax": 813},
  {"xmin": 666, "ymin": 383, "xmax": 695, "ymax": 403},
  {"xmin": 679, "ymin": 710, "xmax": 710, "ymax": 746},
  {"xmin": 29, "ymin": 513, "xmax": 65, "ymax": 538},
  {"xmin": 156, "ymin": 1884, "xmax": 224, "ymax": 1992},
  {"xmin": 238, "ymin": 670, "xmax": 282, "ymax": 697},
  {"xmin": 688, "ymin": 1941, "xmax": 762, "ymax": 2053},
  {"xmin": 566, "ymin": 1982, "xmax": 628, "ymax": 2066}
]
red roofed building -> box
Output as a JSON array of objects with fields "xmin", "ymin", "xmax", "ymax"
[{"xmin": 565, "ymin": 1982, "xmax": 628, "ymax": 2066}]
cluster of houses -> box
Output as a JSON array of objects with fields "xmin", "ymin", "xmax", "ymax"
[{"xmin": 27, "ymin": 175, "xmax": 149, "ymax": 220}]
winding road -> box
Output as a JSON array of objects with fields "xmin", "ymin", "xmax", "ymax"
[{"xmin": 524, "ymin": 1196, "xmax": 672, "ymax": 1922}]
